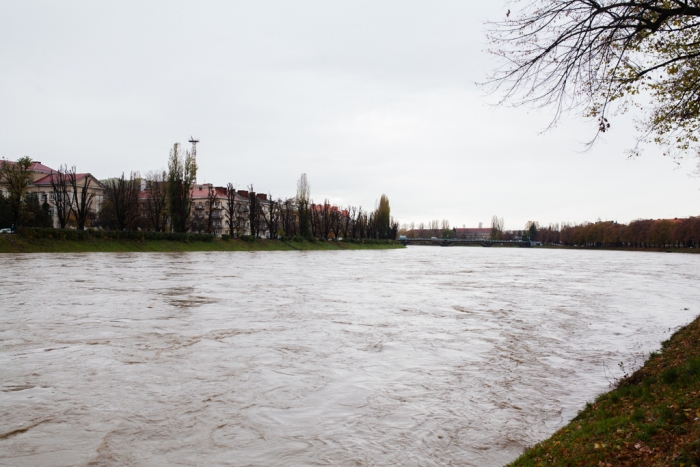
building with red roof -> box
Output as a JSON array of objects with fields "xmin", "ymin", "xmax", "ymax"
[{"xmin": 0, "ymin": 159, "xmax": 104, "ymax": 228}]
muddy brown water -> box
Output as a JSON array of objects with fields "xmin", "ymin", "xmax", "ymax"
[{"xmin": 0, "ymin": 248, "xmax": 698, "ymax": 466}]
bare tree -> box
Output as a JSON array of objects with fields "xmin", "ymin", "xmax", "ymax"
[
  {"xmin": 248, "ymin": 185, "xmax": 259, "ymax": 237},
  {"xmin": 310, "ymin": 201, "xmax": 320, "ymax": 237},
  {"xmin": 144, "ymin": 170, "xmax": 168, "ymax": 232},
  {"xmin": 206, "ymin": 185, "xmax": 217, "ymax": 234},
  {"xmin": 104, "ymin": 172, "xmax": 139, "ymax": 230},
  {"xmin": 331, "ymin": 206, "xmax": 341, "ymax": 239},
  {"xmin": 343, "ymin": 205, "xmax": 355, "ymax": 239},
  {"xmin": 279, "ymin": 197, "xmax": 296, "ymax": 237},
  {"xmin": 225, "ymin": 183, "xmax": 238, "ymax": 237},
  {"xmin": 318, "ymin": 200, "xmax": 333, "ymax": 238},
  {"xmin": 263, "ymin": 194, "xmax": 280, "ymax": 239},
  {"xmin": 367, "ymin": 211, "xmax": 378, "ymax": 239},
  {"xmin": 50, "ymin": 165, "xmax": 71, "ymax": 229},
  {"xmin": 68, "ymin": 167, "xmax": 97, "ymax": 230},
  {"xmin": 351, "ymin": 207, "xmax": 363, "ymax": 239},
  {"xmin": 490, "ymin": 215, "xmax": 505, "ymax": 241},
  {"xmin": 390, "ymin": 217, "xmax": 400, "ymax": 240}
]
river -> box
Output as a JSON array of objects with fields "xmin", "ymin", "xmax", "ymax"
[{"xmin": 1, "ymin": 247, "xmax": 698, "ymax": 466}]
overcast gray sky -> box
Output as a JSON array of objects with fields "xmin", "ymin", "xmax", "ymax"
[{"xmin": 1, "ymin": 1, "xmax": 698, "ymax": 229}]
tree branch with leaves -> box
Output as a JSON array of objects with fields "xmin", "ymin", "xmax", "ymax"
[
  {"xmin": 486, "ymin": 0, "xmax": 700, "ymax": 161},
  {"xmin": 0, "ymin": 156, "xmax": 33, "ymax": 227}
]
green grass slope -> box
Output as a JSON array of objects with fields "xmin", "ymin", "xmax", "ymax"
[
  {"xmin": 0, "ymin": 235, "xmax": 405, "ymax": 253},
  {"xmin": 509, "ymin": 315, "xmax": 700, "ymax": 466}
]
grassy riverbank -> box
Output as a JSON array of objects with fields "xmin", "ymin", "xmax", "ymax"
[
  {"xmin": 539, "ymin": 245, "xmax": 700, "ymax": 254},
  {"xmin": 509, "ymin": 315, "xmax": 700, "ymax": 466},
  {"xmin": 0, "ymin": 235, "xmax": 405, "ymax": 253}
]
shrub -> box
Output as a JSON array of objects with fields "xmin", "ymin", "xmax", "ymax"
[
  {"xmin": 239, "ymin": 235, "xmax": 256, "ymax": 242},
  {"xmin": 221, "ymin": 234, "xmax": 230, "ymax": 241}
]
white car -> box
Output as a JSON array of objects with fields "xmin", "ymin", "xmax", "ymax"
[{"xmin": 0, "ymin": 228, "xmax": 12, "ymax": 234}]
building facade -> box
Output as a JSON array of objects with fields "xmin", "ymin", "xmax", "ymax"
[{"xmin": 1, "ymin": 160, "xmax": 104, "ymax": 228}]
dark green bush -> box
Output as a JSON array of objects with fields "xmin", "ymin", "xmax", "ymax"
[{"xmin": 221, "ymin": 234, "xmax": 230, "ymax": 241}]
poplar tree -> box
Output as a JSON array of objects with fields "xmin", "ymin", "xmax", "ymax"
[
  {"xmin": 376, "ymin": 194, "xmax": 391, "ymax": 239},
  {"xmin": 167, "ymin": 143, "xmax": 197, "ymax": 233},
  {"xmin": 296, "ymin": 173, "xmax": 311, "ymax": 237}
]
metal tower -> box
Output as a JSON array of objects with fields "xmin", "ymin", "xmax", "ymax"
[{"xmin": 188, "ymin": 136, "xmax": 199, "ymax": 183}]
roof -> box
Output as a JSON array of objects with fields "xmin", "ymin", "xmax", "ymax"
[
  {"xmin": 33, "ymin": 172, "xmax": 92, "ymax": 185},
  {"xmin": 190, "ymin": 185, "xmax": 228, "ymax": 199},
  {"xmin": 0, "ymin": 160, "xmax": 55, "ymax": 173},
  {"xmin": 29, "ymin": 162, "xmax": 55, "ymax": 173}
]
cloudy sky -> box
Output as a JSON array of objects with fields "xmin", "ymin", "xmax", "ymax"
[{"xmin": 1, "ymin": 1, "xmax": 698, "ymax": 229}]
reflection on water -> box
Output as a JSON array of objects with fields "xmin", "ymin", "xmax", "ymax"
[{"xmin": 0, "ymin": 248, "xmax": 698, "ymax": 466}]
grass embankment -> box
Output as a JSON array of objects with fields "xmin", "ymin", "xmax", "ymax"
[
  {"xmin": 0, "ymin": 235, "xmax": 405, "ymax": 253},
  {"xmin": 540, "ymin": 245, "xmax": 700, "ymax": 254},
  {"xmin": 509, "ymin": 315, "xmax": 700, "ymax": 467}
]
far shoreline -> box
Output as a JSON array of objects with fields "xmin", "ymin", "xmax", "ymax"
[
  {"xmin": 0, "ymin": 235, "xmax": 405, "ymax": 254},
  {"xmin": 538, "ymin": 244, "xmax": 700, "ymax": 254}
]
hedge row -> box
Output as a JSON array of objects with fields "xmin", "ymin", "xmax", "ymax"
[{"xmin": 16, "ymin": 227, "xmax": 215, "ymax": 242}]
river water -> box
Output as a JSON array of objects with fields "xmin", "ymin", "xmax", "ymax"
[{"xmin": 0, "ymin": 248, "xmax": 698, "ymax": 466}]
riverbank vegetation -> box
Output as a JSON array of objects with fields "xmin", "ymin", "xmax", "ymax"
[
  {"xmin": 0, "ymin": 228, "xmax": 404, "ymax": 253},
  {"xmin": 529, "ymin": 218, "xmax": 700, "ymax": 249},
  {"xmin": 509, "ymin": 314, "xmax": 700, "ymax": 467},
  {"xmin": 402, "ymin": 217, "xmax": 700, "ymax": 250}
]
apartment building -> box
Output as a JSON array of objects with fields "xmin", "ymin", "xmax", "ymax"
[{"xmin": 189, "ymin": 184, "xmax": 271, "ymax": 237}]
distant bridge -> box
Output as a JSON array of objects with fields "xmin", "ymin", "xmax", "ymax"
[{"xmin": 400, "ymin": 238, "xmax": 532, "ymax": 247}]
